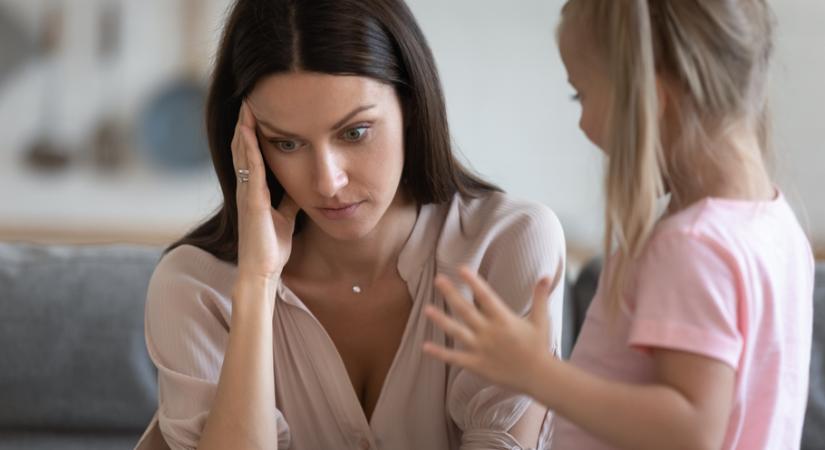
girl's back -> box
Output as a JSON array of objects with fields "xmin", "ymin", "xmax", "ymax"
[{"xmin": 556, "ymin": 193, "xmax": 814, "ymax": 449}]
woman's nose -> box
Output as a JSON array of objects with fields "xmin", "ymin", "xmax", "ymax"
[{"xmin": 314, "ymin": 146, "xmax": 349, "ymax": 198}]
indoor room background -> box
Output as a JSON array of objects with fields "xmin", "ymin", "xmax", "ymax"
[{"xmin": 0, "ymin": 0, "xmax": 822, "ymax": 264}]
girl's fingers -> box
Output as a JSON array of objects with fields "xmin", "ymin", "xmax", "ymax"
[
  {"xmin": 527, "ymin": 277, "xmax": 553, "ymax": 329},
  {"xmin": 458, "ymin": 267, "xmax": 511, "ymax": 320},
  {"xmin": 424, "ymin": 305, "xmax": 477, "ymax": 349},
  {"xmin": 434, "ymin": 275, "xmax": 486, "ymax": 331},
  {"xmin": 422, "ymin": 342, "xmax": 476, "ymax": 370},
  {"xmin": 528, "ymin": 264, "xmax": 564, "ymax": 329}
]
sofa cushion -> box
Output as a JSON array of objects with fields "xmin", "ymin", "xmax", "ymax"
[
  {"xmin": 0, "ymin": 430, "xmax": 139, "ymax": 450},
  {"xmin": 0, "ymin": 243, "xmax": 161, "ymax": 431},
  {"xmin": 803, "ymin": 262, "xmax": 825, "ymax": 449}
]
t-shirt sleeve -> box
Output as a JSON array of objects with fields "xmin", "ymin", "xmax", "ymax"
[
  {"xmin": 447, "ymin": 203, "xmax": 565, "ymax": 450},
  {"xmin": 628, "ymin": 232, "xmax": 744, "ymax": 370},
  {"xmin": 144, "ymin": 248, "xmax": 289, "ymax": 449}
]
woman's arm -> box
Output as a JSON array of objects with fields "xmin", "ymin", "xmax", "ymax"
[
  {"xmin": 507, "ymin": 401, "xmax": 547, "ymax": 448},
  {"xmin": 199, "ymin": 101, "xmax": 298, "ymax": 450},
  {"xmin": 198, "ymin": 278, "xmax": 279, "ymax": 450},
  {"xmin": 425, "ymin": 268, "xmax": 735, "ymax": 450}
]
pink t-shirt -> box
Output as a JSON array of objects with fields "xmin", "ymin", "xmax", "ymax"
[{"xmin": 553, "ymin": 193, "xmax": 814, "ymax": 449}]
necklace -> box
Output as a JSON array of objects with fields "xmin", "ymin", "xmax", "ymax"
[{"xmin": 352, "ymin": 285, "xmax": 362, "ymax": 294}]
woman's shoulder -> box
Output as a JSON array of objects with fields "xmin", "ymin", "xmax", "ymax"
[
  {"xmin": 157, "ymin": 244, "xmax": 235, "ymax": 276},
  {"xmin": 149, "ymin": 244, "xmax": 237, "ymax": 299},
  {"xmin": 451, "ymin": 191, "xmax": 564, "ymax": 242},
  {"xmin": 429, "ymin": 191, "xmax": 565, "ymax": 264}
]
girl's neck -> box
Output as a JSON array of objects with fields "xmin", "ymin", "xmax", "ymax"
[
  {"xmin": 667, "ymin": 125, "xmax": 775, "ymax": 213},
  {"xmin": 288, "ymin": 192, "xmax": 418, "ymax": 285}
]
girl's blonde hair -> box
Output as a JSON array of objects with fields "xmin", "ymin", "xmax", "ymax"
[{"xmin": 560, "ymin": 0, "xmax": 775, "ymax": 314}]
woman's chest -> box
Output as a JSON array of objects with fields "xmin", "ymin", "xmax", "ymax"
[{"xmin": 287, "ymin": 275, "xmax": 414, "ymax": 418}]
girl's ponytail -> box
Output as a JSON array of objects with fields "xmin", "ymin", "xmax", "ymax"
[{"xmin": 603, "ymin": 0, "xmax": 664, "ymax": 315}]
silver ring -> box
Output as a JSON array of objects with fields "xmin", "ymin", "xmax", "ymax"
[{"xmin": 237, "ymin": 168, "xmax": 250, "ymax": 183}]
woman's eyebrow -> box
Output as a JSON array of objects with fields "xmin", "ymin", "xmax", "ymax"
[
  {"xmin": 256, "ymin": 104, "xmax": 377, "ymax": 137},
  {"xmin": 330, "ymin": 104, "xmax": 377, "ymax": 130}
]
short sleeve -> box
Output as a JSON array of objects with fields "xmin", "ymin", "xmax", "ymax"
[
  {"xmin": 628, "ymin": 233, "xmax": 744, "ymax": 369},
  {"xmin": 143, "ymin": 247, "xmax": 289, "ymax": 450},
  {"xmin": 446, "ymin": 201, "xmax": 565, "ymax": 450}
]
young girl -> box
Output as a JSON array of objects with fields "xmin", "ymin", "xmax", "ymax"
[{"xmin": 423, "ymin": 1, "xmax": 815, "ymax": 449}]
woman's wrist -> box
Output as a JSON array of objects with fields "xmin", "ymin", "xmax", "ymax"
[{"xmin": 232, "ymin": 273, "xmax": 280, "ymax": 312}]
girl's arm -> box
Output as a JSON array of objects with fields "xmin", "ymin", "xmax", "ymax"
[
  {"xmin": 529, "ymin": 346, "xmax": 734, "ymax": 450},
  {"xmin": 424, "ymin": 267, "xmax": 734, "ymax": 450}
]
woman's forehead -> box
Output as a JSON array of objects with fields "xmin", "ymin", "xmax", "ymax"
[{"xmin": 247, "ymin": 72, "xmax": 398, "ymax": 131}]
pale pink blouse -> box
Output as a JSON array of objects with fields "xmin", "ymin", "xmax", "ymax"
[{"xmin": 135, "ymin": 192, "xmax": 566, "ymax": 450}]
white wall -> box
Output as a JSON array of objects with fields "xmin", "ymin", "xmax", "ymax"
[{"xmin": 0, "ymin": 0, "xmax": 822, "ymax": 249}]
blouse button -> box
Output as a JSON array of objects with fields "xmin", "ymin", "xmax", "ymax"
[{"xmin": 358, "ymin": 437, "xmax": 371, "ymax": 450}]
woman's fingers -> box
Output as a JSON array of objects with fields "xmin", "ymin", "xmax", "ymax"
[
  {"xmin": 434, "ymin": 274, "xmax": 486, "ymax": 331},
  {"xmin": 276, "ymin": 194, "xmax": 300, "ymax": 223},
  {"xmin": 231, "ymin": 101, "xmax": 249, "ymax": 176},
  {"xmin": 239, "ymin": 124, "xmax": 266, "ymax": 193},
  {"xmin": 424, "ymin": 305, "xmax": 477, "ymax": 349}
]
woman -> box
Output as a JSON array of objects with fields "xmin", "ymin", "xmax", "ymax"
[{"xmin": 136, "ymin": 0, "xmax": 565, "ymax": 449}]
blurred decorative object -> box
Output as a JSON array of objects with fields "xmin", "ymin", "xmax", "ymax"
[
  {"xmin": 90, "ymin": 1, "xmax": 128, "ymax": 172},
  {"xmin": 23, "ymin": 140, "xmax": 72, "ymax": 171},
  {"xmin": 139, "ymin": 80, "xmax": 209, "ymax": 170},
  {"xmin": 137, "ymin": 0, "xmax": 210, "ymax": 171},
  {"xmin": 98, "ymin": 2, "xmax": 121, "ymax": 61},
  {"xmin": 0, "ymin": 4, "xmax": 35, "ymax": 87},
  {"xmin": 91, "ymin": 118, "xmax": 131, "ymax": 171},
  {"xmin": 23, "ymin": 4, "xmax": 71, "ymax": 173}
]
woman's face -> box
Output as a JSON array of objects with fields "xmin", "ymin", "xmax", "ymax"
[{"xmin": 246, "ymin": 72, "xmax": 406, "ymax": 241}]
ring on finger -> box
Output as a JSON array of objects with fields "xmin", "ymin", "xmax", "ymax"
[{"xmin": 237, "ymin": 168, "xmax": 250, "ymax": 183}]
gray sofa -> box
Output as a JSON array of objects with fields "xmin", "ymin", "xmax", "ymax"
[{"xmin": 0, "ymin": 242, "xmax": 823, "ymax": 449}]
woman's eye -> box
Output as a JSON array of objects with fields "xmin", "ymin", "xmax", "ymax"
[
  {"xmin": 342, "ymin": 126, "xmax": 369, "ymax": 142},
  {"xmin": 272, "ymin": 140, "xmax": 300, "ymax": 152}
]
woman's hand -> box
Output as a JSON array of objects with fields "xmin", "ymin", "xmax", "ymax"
[
  {"xmin": 423, "ymin": 266, "xmax": 563, "ymax": 394},
  {"xmin": 231, "ymin": 100, "xmax": 300, "ymax": 289}
]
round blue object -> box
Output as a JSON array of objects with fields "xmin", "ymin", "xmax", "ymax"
[{"xmin": 139, "ymin": 80, "xmax": 210, "ymax": 170}]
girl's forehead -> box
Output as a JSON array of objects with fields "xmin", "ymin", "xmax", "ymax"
[{"xmin": 559, "ymin": 23, "xmax": 604, "ymax": 76}]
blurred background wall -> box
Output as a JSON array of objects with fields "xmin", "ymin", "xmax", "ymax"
[{"xmin": 0, "ymin": 0, "xmax": 822, "ymax": 260}]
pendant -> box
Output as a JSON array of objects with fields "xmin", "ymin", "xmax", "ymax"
[{"xmin": 352, "ymin": 285, "xmax": 362, "ymax": 294}]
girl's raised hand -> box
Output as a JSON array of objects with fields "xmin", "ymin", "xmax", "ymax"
[
  {"xmin": 423, "ymin": 266, "xmax": 563, "ymax": 393},
  {"xmin": 231, "ymin": 101, "xmax": 300, "ymax": 289}
]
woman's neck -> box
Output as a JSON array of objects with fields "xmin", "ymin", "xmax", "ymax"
[
  {"xmin": 667, "ymin": 125, "xmax": 775, "ymax": 212},
  {"xmin": 288, "ymin": 192, "xmax": 419, "ymax": 285}
]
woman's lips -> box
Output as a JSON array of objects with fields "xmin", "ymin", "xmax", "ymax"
[{"xmin": 318, "ymin": 201, "xmax": 363, "ymax": 220}]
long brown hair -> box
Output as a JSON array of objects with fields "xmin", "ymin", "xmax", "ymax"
[
  {"xmin": 561, "ymin": 0, "xmax": 775, "ymax": 314},
  {"xmin": 170, "ymin": 0, "xmax": 498, "ymax": 262}
]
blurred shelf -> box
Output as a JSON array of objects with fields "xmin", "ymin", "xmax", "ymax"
[
  {"xmin": 0, "ymin": 225, "xmax": 184, "ymax": 246},
  {"xmin": 0, "ymin": 163, "xmax": 221, "ymax": 247}
]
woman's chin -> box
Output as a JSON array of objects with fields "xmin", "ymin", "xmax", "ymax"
[{"xmin": 306, "ymin": 213, "xmax": 380, "ymax": 242}]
